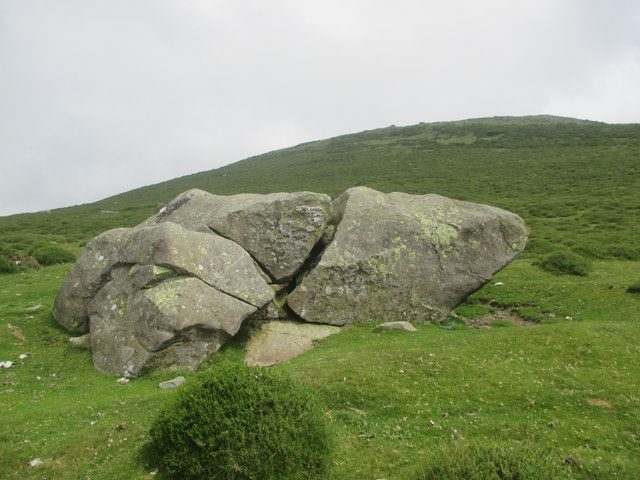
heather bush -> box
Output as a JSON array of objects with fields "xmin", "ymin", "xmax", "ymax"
[
  {"xmin": 30, "ymin": 243, "xmax": 75, "ymax": 266},
  {"xmin": 535, "ymin": 250, "xmax": 593, "ymax": 276},
  {"xmin": 149, "ymin": 362, "xmax": 329, "ymax": 480}
]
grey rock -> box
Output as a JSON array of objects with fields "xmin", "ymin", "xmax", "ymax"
[
  {"xmin": 288, "ymin": 187, "xmax": 526, "ymax": 325},
  {"xmin": 54, "ymin": 187, "xmax": 526, "ymax": 377},
  {"xmin": 54, "ymin": 222, "xmax": 274, "ymax": 377},
  {"xmin": 141, "ymin": 189, "xmax": 332, "ymax": 282},
  {"xmin": 90, "ymin": 276, "xmax": 259, "ymax": 377},
  {"xmin": 245, "ymin": 320, "xmax": 341, "ymax": 367},
  {"xmin": 69, "ymin": 334, "xmax": 91, "ymax": 349},
  {"xmin": 159, "ymin": 376, "xmax": 186, "ymax": 389},
  {"xmin": 373, "ymin": 321, "xmax": 418, "ymax": 332},
  {"xmin": 54, "ymin": 222, "xmax": 274, "ymax": 333}
]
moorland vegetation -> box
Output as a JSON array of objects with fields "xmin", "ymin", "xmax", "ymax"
[{"xmin": 1, "ymin": 115, "xmax": 639, "ymax": 479}]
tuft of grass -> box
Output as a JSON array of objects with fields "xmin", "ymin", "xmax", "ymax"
[
  {"xmin": 410, "ymin": 441, "xmax": 572, "ymax": 480},
  {"xmin": 535, "ymin": 251, "xmax": 593, "ymax": 276},
  {"xmin": 0, "ymin": 256, "xmax": 19, "ymax": 274}
]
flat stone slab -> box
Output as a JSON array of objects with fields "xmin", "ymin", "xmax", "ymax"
[
  {"xmin": 373, "ymin": 321, "xmax": 418, "ymax": 332},
  {"xmin": 245, "ymin": 321, "xmax": 341, "ymax": 367},
  {"xmin": 159, "ymin": 376, "xmax": 186, "ymax": 389}
]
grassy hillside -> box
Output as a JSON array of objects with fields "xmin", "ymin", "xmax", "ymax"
[
  {"xmin": 1, "ymin": 115, "xmax": 639, "ymax": 261},
  {"xmin": 1, "ymin": 116, "xmax": 640, "ymax": 479}
]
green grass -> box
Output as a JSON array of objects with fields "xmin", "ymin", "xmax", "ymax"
[
  {"xmin": 1, "ymin": 116, "xmax": 640, "ymax": 478},
  {"xmin": 2, "ymin": 260, "xmax": 638, "ymax": 479}
]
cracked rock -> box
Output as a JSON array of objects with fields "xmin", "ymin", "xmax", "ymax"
[{"xmin": 54, "ymin": 187, "xmax": 526, "ymax": 377}]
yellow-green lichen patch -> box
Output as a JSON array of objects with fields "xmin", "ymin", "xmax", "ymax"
[{"xmin": 418, "ymin": 216, "xmax": 459, "ymax": 248}]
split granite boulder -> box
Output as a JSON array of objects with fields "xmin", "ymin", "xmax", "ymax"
[
  {"xmin": 287, "ymin": 187, "xmax": 527, "ymax": 325},
  {"xmin": 53, "ymin": 187, "xmax": 527, "ymax": 377}
]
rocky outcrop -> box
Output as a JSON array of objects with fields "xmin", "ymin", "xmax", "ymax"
[{"xmin": 54, "ymin": 187, "xmax": 526, "ymax": 376}]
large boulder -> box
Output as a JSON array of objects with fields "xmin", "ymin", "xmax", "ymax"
[
  {"xmin": 54, "ymin": 222, "xmax": 274, "ymax": 333},
  {"xmin": 287, "ymin": 187, "xmax": 527, "ymax": 325},
  {"xmin": 54, "ymin": 222, "xmax": 274, "ymax": 376},
  {"xmin": 141, "ymin": 189, "xmax": 332, "ymax": 282}
]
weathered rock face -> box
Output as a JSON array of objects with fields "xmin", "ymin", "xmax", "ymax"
[
  {"xmin": 287, "ymin": 187, "xmax": 527, "ymax": 325},
  {"xmin": 54, "ymin": 187, "xmax": 526, "ymax": 376},
  {"xmin": 54, "ymin": 222, "xmax": 274, "ymax": 376},
  {"xmin": 140, "ymin": 189, "xmax": 332, "ymax": 282}
]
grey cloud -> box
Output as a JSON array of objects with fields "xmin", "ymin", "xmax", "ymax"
[{"xmin": 1, "ymin": 0, "xmax": 638, "ymax": 216}]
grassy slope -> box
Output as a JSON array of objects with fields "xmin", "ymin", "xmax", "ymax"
[
  {"xmin": 1, "ymin": 116, "xmax": 640, "ymax": 479},
  {"xmin": 1, "ymin": 116, "xmax": 639, "ymax": 260}
]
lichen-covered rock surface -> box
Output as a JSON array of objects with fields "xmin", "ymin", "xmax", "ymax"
[
  {"xmin": 287, "ymin": 187, "xmax": 527, "ymax": 325},
  {"xmin": 54, "ymin": 187, "xmax": 526, "ymax": 376},
  {"xmin": 141, "ymin": 189, "xmax": 332, "ymax": 282}
]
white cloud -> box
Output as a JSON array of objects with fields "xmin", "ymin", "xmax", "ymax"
[{"xmin": 0, "ymin": 0, "xmax": 638, "ymax": 215}]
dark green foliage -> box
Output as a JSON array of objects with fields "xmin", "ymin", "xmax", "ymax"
[
  {"xmin": 0, "ymin": 256, "xmax": 18, "ymax": 274},
  {"xmin": 30, "ymin": 243, "xmax": 76, "ymax": 266},
  {"xmin": 627, "ymin": 282, "xmax": 640, "ymax": 294},
  {"xmin": 412, "ymin": 442, "xmax": 572, "ymax": 480},
  {"xmin": 149, "ymin": 362, "xmax": 329, "ymax": 480},
  {"xmin": 535, "ymin": 251, "xmax": 593, "ymax": 276}
]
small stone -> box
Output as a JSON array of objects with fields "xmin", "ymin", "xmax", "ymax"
[
  {"xmin": 28, "ymin": 458, "xmax": 43, "ymax": 468},
  {"xmin": 159, "ymin": 376, "xmax": 186, "ymax": 389},
  {"xmin": 18, "ymin": 353, "xmax": 33, "ymax": 360},
  {"xmin": 116, "ymin": 423, "xmax": 128, "ymax": 430},
  {"xmin": 493, "ymin": 282, "xmax": 504, "ymax": 286},
  {"xmin": 373, "ymin": 321, "xmax": 417, "ymax": 332},
  {"xmin": 0, "ymin": 361, "xmax": 13, "ymax": 369},
  {"xmin": 69, "ymin": 334, "xmax": 91, "ymax": 349},
  {"xmin": 116, "ymin": 377, "xmax": 129, "ymax": 384}
]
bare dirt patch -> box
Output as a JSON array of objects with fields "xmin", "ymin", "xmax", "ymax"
[
  {"xmin": 463, "ymin": 308, "xmax": 538, "ymax": 328},
  {"xmin": 586, "ymin": 398, "xmax": 613, "ymax": 408}
]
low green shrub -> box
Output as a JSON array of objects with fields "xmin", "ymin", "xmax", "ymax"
[
  {"xmin": 627, "ymin": 282, "xmax": 640, "ymax": 294},
  {"xmin": 0, "ymin": 257, "xmax": 18, "ymax": 274},
  {"xmin": 149, "ymin": 362, "xmax": 329, "ymax": 480},
  {"xmin": 30, "ymin": 243, "xmax": 76, "ymax": 266},
  {"xmin": 522, "ymin": 237, "xmax": 555, "ymax": 256},
  {"xmin": 535, "ymin": 250, "xmax": 593, "ymax": 276},
  {"xmin": 411, "ymin": 442, "xmax": 571, "ymax": 480}
]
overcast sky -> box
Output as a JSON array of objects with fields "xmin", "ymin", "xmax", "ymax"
[{"xmin": 1, "ymin": 0, "xmax": 639, "ymax": 216}]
